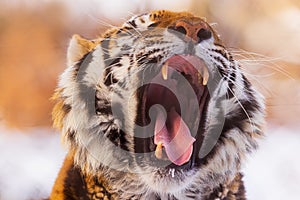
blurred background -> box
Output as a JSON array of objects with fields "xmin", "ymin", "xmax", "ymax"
[{"xmin": 0, "ymin": 0, "xmax": 299, "ymax": 199}]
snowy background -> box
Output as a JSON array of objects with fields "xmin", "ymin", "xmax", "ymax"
[
  {"xmin": 0, "ymin": 0, "xmax": 300, "ymax": 199},
  {"xmin": 1, "ymin": 126, "xmax": 300, "ymax": 200}
]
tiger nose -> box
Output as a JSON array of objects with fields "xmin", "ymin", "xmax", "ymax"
[{"xmin": 170, "ymin": 20, "xmax": 212, "ymax": 43}]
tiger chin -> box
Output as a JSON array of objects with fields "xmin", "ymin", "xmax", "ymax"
[{"xmin": 50, "ymin": 10, "xmax": 265, "ymax": 200}]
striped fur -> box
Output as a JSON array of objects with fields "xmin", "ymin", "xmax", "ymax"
[{"xmin": 50, "ymin": 10, "xmax": 265, "ymax": 199}]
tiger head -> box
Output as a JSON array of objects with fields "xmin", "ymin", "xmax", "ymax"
[{"xmin": 53, "ymin": 10, "xmax": 265, "ymax": 196}]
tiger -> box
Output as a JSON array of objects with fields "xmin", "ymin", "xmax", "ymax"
[{"xmin": 50, "ymin": 10, "xmax": 265, "ymax": 200}]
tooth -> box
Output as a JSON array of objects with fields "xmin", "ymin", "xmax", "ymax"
[
  {"xmin": 197, "ymin": 73, "xmax": 203, "ymax": 84},
  {"xmin": 203, "ymin": 77, "xmax": 208, "ymax": 85},
  {"xmin": 202, "ymin": 67, "xmax": 209, "ymax": 86},
  {"xmin": 161, "ymin": 63, "xmax": 168, "ymax": 80},
  {"xmin": 155, "ymin": 142, "xmax": 163, "ymax": 159}
]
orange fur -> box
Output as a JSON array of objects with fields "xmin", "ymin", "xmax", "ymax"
[
  {"xmin": 51, "ymin": 89, "xmax": 66, "ymax": 130},
  {"xmin": 50, "ymin": 152, "xmax": 74, "ymax": 199}
]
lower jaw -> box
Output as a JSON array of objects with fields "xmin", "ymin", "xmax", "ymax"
[{"xmin": 139, "ymin": 166, "xmax": 198, "ymax": 194}]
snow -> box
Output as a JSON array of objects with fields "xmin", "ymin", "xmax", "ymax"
[
  {"xmin": 0, "ymin": 126, "xmax": 299, "ymax": 199},
  {"xmin": 0, "ymin": 127, "xmax": 66, "ymax": 200},
  {"xmin": 244, "ymin": 126, "xmax": 300, "ymax": 200}
]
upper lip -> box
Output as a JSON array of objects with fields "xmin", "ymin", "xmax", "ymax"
[{"xmin": 160, "ymin": 54, "xmax": 209, "ymax": 86}]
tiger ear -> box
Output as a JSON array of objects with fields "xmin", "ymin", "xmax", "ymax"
[{"xmin": 67, "ymin": 34, "xmax": 97, "ymax": 66}]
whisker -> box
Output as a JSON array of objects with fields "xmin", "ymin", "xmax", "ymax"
[
  {"xmin": 225, "ymin": 77, "xmax": 253, "ymax": 95},
  {"xmin": 86, "ymin": 13, "xmax": 118, "ymax": 29},
  {"xmin": 126, "ymin": 11, "xmax": 139, "ymax": 19},
  {"xmin": 242, "ymin": 61, "xmax": 294, "ymax": 80},
  {"xmin": 225, "ymin": 80, "xmax": 256, "ymax": 134},
  {"xmin": 229, "ymin": 48, "xmax": 294, "ymax": 80}
]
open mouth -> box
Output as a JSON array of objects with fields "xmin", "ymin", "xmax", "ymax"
[{"xmin": 135, "ymin": 54, "xmax": 210, "ymax": 169}]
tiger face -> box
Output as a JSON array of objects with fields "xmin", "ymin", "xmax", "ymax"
[{"xmin": 53, "ymin": 10, "xmax": 265, "ymax": 198}]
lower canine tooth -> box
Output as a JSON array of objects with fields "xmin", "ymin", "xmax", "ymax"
[
  {"xmin": 161, "ymin": 63, "xmax": 168, "ymax": 80},
  {"xmin": 155, "ymin": 142, "xmax": 163, "ymax": 159}
]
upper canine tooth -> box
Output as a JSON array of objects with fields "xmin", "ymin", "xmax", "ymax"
[
  {"xmin": 202, "ymin": 67, "xmax": 209, "ymax": 86},
  {"xmin": 161, "ymin": 62, "xmax": 168, "ymax": 80}
]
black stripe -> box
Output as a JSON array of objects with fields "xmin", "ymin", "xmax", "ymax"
[
  {"xmin": 63, "ymin": 164, "xmax": 89, "ymax": 199},
  {"xmin": 104, "ymin": 73, "xmax": 118, "ymax": 86},
  {"xmin": 222, "ymin": 99, "xmax": 258, "ymax": 133},
  {"xmin": 242, "ymin": 75, "xmax": 254, "ymax": 97},
  {"xmin": 226, "ymin": 71, "xmax": 236, "ymax": 99},
  {"xmin": 119, "ymin": 129, "xmax": 129, "ymax": 151},
  {"xmin": 66, "ymin": 128, "xmax": 76, "ymax": 146},
  {"xmin": 74, "ymin": 52, "xmax": 99, "ymax": 118},
  {"xmin": 136, "ymin": 54, "xmax": 163, "ymax": 65},
  {"xmin": 212, "ymin": 48, "xmax": 229, "ymax": 60},
  {"xmin": 106, "ymin": 128, "xmax": 129, "ymax": 151},
  {"xmin": 95, "ymin": 105, "xmax": 112, "ymax": 116},
  {"xmin": 75, "ymin": 51, "xmax": 94, "ymax": 81},
  {"xmin": 215, "ymin": 56, "xmax": 228, "ymax": 70},
  {"xmin": 128, "ymin": 20, "xmax": 137, "ymax": 28},
  {"xmin": 109, "ymin": 57, "xmax": 122, "ymax": 66},
  {"xmin": 228, "ymin": 52, "xmax": 234, "ymax": 62},
  {"xmin": 101, "ymin": 37, "xmax": 110, "ymax": 66},
  {"xmin": 139, "ymin": 17, "xmax": 145, "ymax": 23},
  {"xmin": 103, "ymin": 57, "xmax": 122, "ymax": 86},
  {"xmin": 148, "ymin": 22, "xmax": 159, "ymax": 28},
  {"xmin": 121, "ymin": 44, "xmax": 132, "ymax": 52},
  {"xmin": 72, "ymin": 52, "xmax": 91, "ymax": 80},
  {"xmin": 62, "ymin": 103, "xmax": 71, "ymax": 114},
  {"xmin": 217, "ymin": 65, "xmax": 226, "ymax": 77},
  {"xmin": 116, "ymin": 27, "xmax": 133, "ymax": 36}
]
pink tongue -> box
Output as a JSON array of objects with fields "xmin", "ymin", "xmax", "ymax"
[{"xmin": 154, "ymin": 108, "xmax": 195, "ymax": 166}]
